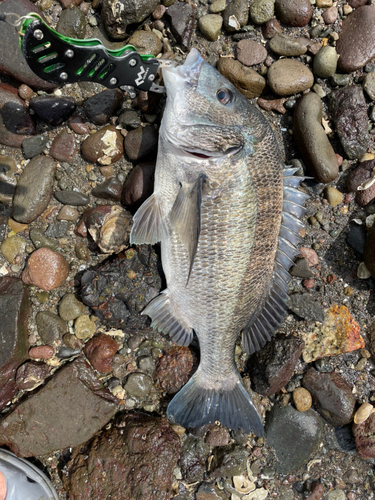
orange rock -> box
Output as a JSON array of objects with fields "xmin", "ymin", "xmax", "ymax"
[
  {"xmin": 302, "ymin": 304, "xmax": 364, "ymax": 362},
  {"xmin": 22, "ymin": 248, "xmax": 70, "ymax": 291}
]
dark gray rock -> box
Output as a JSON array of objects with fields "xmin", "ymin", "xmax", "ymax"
[
  {"xmin": 29, "ymin": 96, "xmax": 77, "ymax": 126},
  {"xmin": 209, "ymin": 444, "xmax": 249, "ymax": 478},
  {"xmin": 265, "ymin": 403, "xmax": 323, "ymax": 474},
  {"xmin": 29, "ymin": 228, "xmax": 58, "ymax": 251},
  {"xmin": 12, "ymin": 156, "xmax": 57, "ymax": 224},
  {"xmin": 329, "ymin": 86, "xmax": 370, "ymax": 160},
  {"xmin": 0, "ymin": 357, "xmax": 118, "ymax": 457},
  {"xmin": 165, "ymin": 2, "xmax": 196, "ymax": 51},
  {"xmin": 302, "ymin": 368, "xmax": 356, "ymax": 426},
  {"xmin": 56, "ymin": 7, "xmax": 86, "ymax": 39},
  {"xmin": 84, "ymin": 89, "xmax": 123, "ymax": 126},
  {"xmin": 101, "ymin": 0, "xmax": 159, "ymax": 39},
  {"xmin": 22, "ymin": 135, "xmax": 49, "ymax": 159},
  {"xmin": 180, "ymin": 436, "xmax": 211, "ymax": 482},
  {"xmin": 123, "ymin": 372, "xmax": 153, "ymax": 397},
  {"xmin": 118, "ymin": 109, "xmax": 142, "ymax": 129},
  {"xmin": 223, "ymin": 0, "xmax": 248, "ymax": 32},
  {"xmin": 92, "ymin": 177, "xmax": 123, "ymax": 201},
  {"xmin": 36, "ymin": 311, "xmax": 68, "ymax": 345},
  {"xmin": 248, "ymin": 334, "xmax": 305, "ymax": 396},
  {"xmin": 54, "ymin": 190, "xmax": 90, "ymax": 206},
  {"xmin": 45, "ymin": 221, "xmax": 71, "ymax": 238},
  {"xmin": 274, "ymin": 0, "xmax": 312, "ymax": 27},
  {"xmin": 1, "ymin": 101, "xmax": 35, "ymax": 136},
  {"xmin": 121, "ymin": 162, "xmax": 155, "ymax": 211},
  {"xmin": 290, "ymin": 257, "xmax": 315, "ymax": 278},
  {"xmin": 347, "ymin": 224, "xmax": 366, "ymax": 255},
  {"xmin": 124, "ymin": 125, "xmax": 158, "ymax": 161},
  {"xmin": 288, "ymin": 293, "xmax": 325, "ymax": 322}
]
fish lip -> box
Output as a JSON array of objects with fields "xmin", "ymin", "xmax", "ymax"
[
  {"xmin": 162, "ymin": 48, "xmax": 204, "ymax": 91},
  {"xmin": 181, "ymin": 145, "xmax": 242, "ymax": 160}
]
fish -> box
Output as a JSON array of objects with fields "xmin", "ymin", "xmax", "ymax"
[{"xmin": 130, "ymin": 48, "xmax": 308, "ymax": 436}]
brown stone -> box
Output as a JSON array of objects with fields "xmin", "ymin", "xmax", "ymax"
[
  {"xmin": 217, "ymin": 57, "xmax": 266, "ymax": 99},
  {"xmin": 121, "ymin": 162, "xmax": 155, "ymax": 210},
  {"xmin": 22, "ymin": 248, "xmax": 70, "ymax": 291},
  {"xmin": 268, "ymin": 59, "xmax": 313, "ymax": 96},
  {"xmin": 68, "ymin": 114, "xmax": 89, "ymax": 135},
  {"xmin": 154, "ymin": 346, "xmax": 198, "ymax": 394},
  {"xmin": 274, "ymin": 0, "xmax": 312, "ymax": 27},
  {"xmin": 50, "ymin": 129, "xmax": 78, "ymax": 164},
  {"xmin": 262, "ymin": 18, "xmax": 282, "ymax": 38},
  {"xmin": 353, "ymin": 411, "xmax": 375, "ymax": 459},
  {"xmin": 15, "ymin": 361, "xmax": 50, "ymax": 391},
  {"xmin": 236, "ymin": 39, "xmax": 267, "ymax": 66},
  {"xmin": 81, "ymin": 125, "xmax": 124, "ymax": 165},
  {"xmin": 29, "ymin": 345, "xmax": 54, "ymax": 360},
  {"xmin": 346, "ymin": 159, "xmax": 375, "ymax": 207},
  {"xmin": 84, "ymin": 334, "xmax": 118, "ymax": 373}
]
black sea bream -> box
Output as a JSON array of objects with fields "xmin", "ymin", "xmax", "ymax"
[{"xmin": 130, "ymin": 49, "xmax": 307, "ymax": 435}]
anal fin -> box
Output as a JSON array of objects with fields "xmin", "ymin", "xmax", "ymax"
[
  {"xmin": 130, "ymin": 193, "xmax": 167, "ymax": 245},
  {"xmin": 142, "ymin": 290, "xmax": 193, "ymax": 346}
]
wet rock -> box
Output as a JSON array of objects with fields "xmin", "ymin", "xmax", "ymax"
[
  {"xmin": 15, "ymin": 361, "xmax": 50, "ymax": 391},
  {"xmin": 29, "ymin": 228, "xmax": 58, "ymax": 251},
  {"xmin": 63, "ymin": 413, "xmax": 180, "ymax": 500},
  {"xmin": 0, "ymin": 155, "xmax": 17, "ymax": 203},
  {"xmin": 248, "ymin": 334, "xmax": 304, "ymax": 396},
  {"xmin": 293, "ymin": 387, "xmax": 312, "ymax": 412},
  {"xmin": 22, "ymin": 135, "xmax": 49, "ymax": 159},
  {"xmin": 154, "ymin": 346, "xmax": 198, "ymax": 393},
  {"xmin": 123, "ymin": 372, "xmax": 153, "ymax": 397},
  {"xmin": 180, "ymin": 436, "xmax": 211, "ymax": 482},
  {"xmin": 217, "ymin": 58, "xmax": 266, "ymax": 99},
  {"xmin": 84, "ymin": 334, "xmax": 118, "ymax": 373},
  {"xmin": 1, "ymin": 236, "xmax": 26, "ymax": 263},
  {"xmin": 302, "ymin": 304, "xmax": 363, "ymax": 362},
  {"xmin": 29, "ymin": 345, "xmax": 54, "ymax": 360},
  {"xmin": 265, "ymin": 403, "xmax": 323, "ymax": 474},
  {"xmin": 199, "ymin": 14, "xmax": 223, "ymax": 42},
  {"xmin": 0, "ymin": 0, "xmax": 56, "ymax": 91},
  {"xmin": 262, "ymin": 18, "xmax": 282, "ymax": 38},
  {"xmin": 92, "ymin": 177, "xmax": 123, "ymax": 201},
  {"xmin": 353, "ymin": 412, "xmax": 375, "ymax": 459},
  {"xmin": 36, "ymin": 311, "xmax": 68, "ymax": 345},
  {"xmin": 290, "ymin": 257, "xmax": 314, "ymax": 278},
  {"xmin": 0, "ymin": 277, "xmax": 29, "ymax": 410},
  {"xmin": 54, "ymin": 190, "xmax": 90, "ymax": 206},
  {"xmin": 101, "ymin": 0, "xmax": 159, "ymax": 39},
  {"xmin": 269, "ymin": 35, "xmax": 307, "ymax": 57},
  {"xmin": 268, "ymin": 59, "xmax": 313, "ymax": 96},
  {"xmin": 124, "ymin": 125, "xmax": 158, "ymax": 161},
  {"xmin": 288, "ymin": 293, "xmax": 325, "ymax": 322},
  {"xmin": 118, "ymin": 109, "xmax": 142, "ymax": 129},
  {"xmin": 313, "ymin": 46, "xmax": 338, "ymax": 78},
  {"xmin": 165, "ymin": 2, "xmax": 196, "ymax": 50},
  {"xmin": 29, "ymin": 96, "xmax": 76, "ymax": 126},
  {"xmin": 346, "ymin": 159, "xmax": 375, "ymax": 207},
  {"xmin": 324, "ymin": 186, "xmax": 344, "ymax": 206},
  {"xmin": 45, "ymin": 220, "xmax": 70, "ymax": 239},
  {"xmin": 209, "ymin": 444, "xmax": 248, "ymax": 478},
  {"xmin": 0, "ymin": 357, "xmax": 118, "ymax": 457},
  {"xmin": 303, "ymin": 368, "xmax": 356, "ymax": 426},
  {"xmin": 56, "ymin": 6, "xmax": 86, "ymax": 39},
  {"xmin": 205, "ymin": 425, "xmax": 231, "ymax": 447},
  {"xmin": 81, "ymin": 246, "xmax": 161, "ymax": 328},
  {"xmin": 196, "ymin": 482, "xmax": 228, "ymax": 500},
  {"xmin": 274, "ymin": 0, "xmax": 312, "ymax": 27},
  {"xmin": 337, "ymin": 6, "xmax": 375, "ymax": 73},
  {"xmin": 68, "ymin": 114, "xmax": 89, "ymax": 135},
  {"xmin": 293, "ymin": 92, "xmax": 338, "ymax": 183},
  {"xmin": 250, "ymin": 0, "xmax": 274, "ymax": 24},
  {"xmin": 75, "ymin": 315, "xmax": 97, "ymax": 340},
  {"xmin": 121, "ymin": 162, "xmax": 155, "ymax": 211},
  {"xmin": 59, "ymin": 293, "xmax": 86, "ymax": 321},
  {"xmin": 22, "ymin": 248, "xmax": 70, "ymax": 291},
  {"xmin": 347, "ymin": 224, "xmax": 366, "ymax": 255},
  {"xmin": 128, "ymin": 30, "xmax": 162, "ymax": 56},
  {"xmin": 236, "ymin": 39, "xmax": 267, "ymax": 66},
  {"xmin": 299, "ymin": 247, "xmax": 319, "ymax": 267},
  {"xmin": 363, "ymin": 71, "xmax": 375, "ymax": 101},
  {"xmin": 0, "ymin": 115, "xmax": 28, "ymax": 148},
  {"xmin": 12, "ymin": 156, "xmax": 57, "ymax": 224},
  {"xmin": 364, "ymin": 223, "xmax": 375, "ymax": 279},
  {"xmin": 81, "ymin": 125, "xmax": 124, "ymax": 165},
  {"xmin": 223, "ymin": 0, "xmax": 248, "ymax": 32},
  {"xmin": 49, "ymin": 130, "xmax": 78, "ymax": 164},
  {"xmin": 1, "ymin": 101, "xmax": 35, "ymax": 136},
  {"xmin": 84, "ymin": 89, "xmax": 123, "ymax": 125},
  {"xmin": 322, "ymin": 6, "xmax": 337, "ymax": 24},
  {"xmin": 329, "ymin": 86, "xmax": 369, "ymax": 160},
  {"xmin": 57, "ymin": 206, "xmax": 79, "ymax": 221}
]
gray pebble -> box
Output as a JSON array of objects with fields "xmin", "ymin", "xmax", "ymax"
[
  {"xmin": 124, "ymin": 373, "xmax": 153, "ymax": 398},
  {"xmin": 54, "ymin": 190, "xmax": 90, "ymax": 206},
  {"xmin": 36, "ymin": 311, "xmax": 68, "ymax": 345},
  {"xmin": 198, "ymin": 14, "xmax": 223, "ymax": 41},
  {"xmin": 313, "ymin": 46, "xmax": 337, "ymax": 78},
  {"xmin": 29, "ymin": 228, "xmax": 58, "ymax": 251},
  {"xmin": 330, "ymin": 73, "xmax": 351, "ymax": 86},
  {"xmin": 363, "ymin": 71, "xmax": 375, "ymax": 100},
  {"xmin": 45, "ymin": 221, "xmax": 71, "ymax": 239},
  {"xmin": 59, "ymin": 293, "xmax": 87, "ymax": 322},
  {"xmin": 22, "ymin": 135, "xmax": 49, "ymax": 159}
]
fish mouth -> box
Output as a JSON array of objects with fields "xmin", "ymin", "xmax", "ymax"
[
  {"xmin": 183, "ymin": 146, "xmax": 241, "ymax": 159},
  {"xmin": 162, "ymin": 48, "xmax": 204, "ymax": 93}
]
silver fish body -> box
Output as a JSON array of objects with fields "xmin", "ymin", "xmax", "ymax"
[{"xmin": 130, "ymin": 49, "xmax": 307, "ymax": 435}]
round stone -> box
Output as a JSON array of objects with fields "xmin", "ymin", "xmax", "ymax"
[
  {"xmin": 128, "ymin": 30, "xmax": 162, "ymax": 56},
  {"xmin": 59, "ymin": 293, "xmax": 87, "ymax": 321},
  {"xmin": 250, "ymin": 0, "xmax": 274, "ymax": 24},
  {"xmin": 74, "ymin": 314, "xmax": 96, "ymax": 340},
  {"xmin": 1, "ymin": 236, "xmax": 26, "ymax": 263},
  {"xmin": 198, "ymin": 14, "xmax": 223, "ymax": 42},
  {"xmin": 274, "ymin": 0, "xmax": 312, "ymax": 27},
  {"xmin": 56, "ymin": 206, "xmax": 79, "ymax": 222},
  {"xmin": 322, "ymin": 6, "xmax": 338, "ymax": 24},
  {"xmin": 293, "ymin": 387, "xmax": 312, "ymax": 412},
  {"xmin": 22, "ymin": 248, "xmax": 70, "ymax": 291},
  {"xmin": 267, "ymin": 59, "xmax": 314, "ymax": 96},
  {"xmin": 49, "ymin": 129, "xmax": 78, "ymax": 164},
  {"xmin": 217, "ymin": 57, "xmax": 266, "ymax": 98},
  {"xmin": 81, "ymin": 125, "xmax": 124, "ymax": 165},
  {"xmin": 313, "ymin": 46, "xmax": 337, "ymax": 78},
  {"xmin": 269, "ymin": 35, "xmax": 307, "ymax": 57},
  {"xmin": 124, "ymin": 373, "xmax": 153, "ymax": 398},
  {"xmin": 29, "ymin": 345, "xmax": 54, "ymax": 360},
  {"xmin": 236, "ymin": 39, "xmax": 267, "ymax": 66},
  {"xmin": 84, "ymin": 334, "xmax": 118, "ymax": 373}
]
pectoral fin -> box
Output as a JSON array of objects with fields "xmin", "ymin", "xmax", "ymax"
[
  {"xmin": 170, "ymin": 174, "xmax": 206, "ymax": 282},
  {"xmin": 130, "ymin": 194, "xmax": 167, "ymax": 245}
]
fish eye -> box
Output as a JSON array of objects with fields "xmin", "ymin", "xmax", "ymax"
[{"xmin": 216, "ymin": 88, "xmax": 233, "ymax": 105}]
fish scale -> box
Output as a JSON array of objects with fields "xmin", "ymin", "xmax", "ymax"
[{"xmin": 130, "ymin": 49, "xmax": 306, "ymax": 435}]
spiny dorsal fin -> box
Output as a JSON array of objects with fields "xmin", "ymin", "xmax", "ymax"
[{"xmin": 170, "ymin": 174, "xmax": 206, "ymax": 283}]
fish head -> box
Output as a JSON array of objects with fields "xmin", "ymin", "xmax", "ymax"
[{"xmin": 161, "ymin": 49, "xmax": 252, "ymax": 159}]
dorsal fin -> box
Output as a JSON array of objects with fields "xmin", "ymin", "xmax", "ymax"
[{"xmin": 242, "ymin": 168, "xmax": 308, "ymax": 355}]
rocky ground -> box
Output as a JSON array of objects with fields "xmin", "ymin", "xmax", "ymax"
[{"xmin": 0, "ymin": 0, "xmax": 375, "ymax": 498}]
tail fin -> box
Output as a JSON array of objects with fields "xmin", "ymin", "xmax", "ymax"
[{"xmin": 166, "ymin": 371, "xmax": 264, "ymax": 436}]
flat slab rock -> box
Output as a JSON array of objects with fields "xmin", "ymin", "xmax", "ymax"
[
  {"xmin": 0, "ymin": 357, "xmax": 118, "ymax": 457},
  {"xmin": 63, "ymin": 413, "xmax": 181, "ymax": 500}
]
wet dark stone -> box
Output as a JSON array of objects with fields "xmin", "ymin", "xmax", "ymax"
[
  {"xmin": 0, "ymin": 357, "xmax": 118, "ymax": 457},
  {"xmin": 364, "ymin": 223, "xmax": 375, "ymax": 279},
  {"xmin": 180, "ymin": 436, "xmax": 211, "ymax": 482},
  {"xmin": 165, "ymin": 2, "xmax": 196, "ymax": 51},
  {"xmin": 118, "ymin": 109, "xmax": 142, "ymax": 129},
  {"xmin": 15, "ymin": 361, "xmax": 51, "ymax": 391},
  {"xmin": 80, "ymin": 246, "xmax": 161, "ymax": 329},
  {"xmin": 329, "ymin": 86, "xmax": 370, "ymax": 160},
  {"xmin": 302, "ymin": 367, "xmax": 356, "ymax": 426},
  {"xmin": 0, "ymin": 277, "xmax": 30, "ymax": 410},
  {"xmin": 29, "ymin": 96, "xmax": 77, "ymax": 126},
  {"xmin": 54, "ymin": 190, "xmax": 90, "ymax": 206},
  {"xmin": 0, "ymin": 114, "xmax": 28, "ymax": 148},
  {"xmin": 223, "ymin": 0, "xmax": 248, "ymax": 32},
  {"xmin": 124, "ymin": 125, "xmax": 158, "ymax": 161},
  {"xmin": 274, "ymin": 0, "xmax": 312, "ymax": 27},
  {"xmin": 209, "ymin": 444, "xmax": 249, "ymax": 478},
  {"xmin": 92, "ymin": 177, "xmax": 123, "ymax": 201},
  {"xmin": 63, "ymin": 413, "xmax": 180, "ymax": 500},
  {"xmin": 36, "ymin": 311, "xmax": 68, "ymax": 345},
  {"xmin": 353, "ymin": 412, "xmax": 375, "ymax": 459},
  {"xmin": 83, "ymin": 89, "xmax": 123, "ymax": 126},
  {"xmin": 346, "ymin": 159, "xmax": 375, "ymax": 207},
  {"xmin": 29, "ymin": 228, "xmax": 58, "ymax": 251},
  {"xmin": 248, "ymin": 334, "xmax": 305, "ymax": 396},
  {"xmin": 22, "ymin": 135, "xmax": 49, "ymax": 159},
  {"xmin": 56, "ymin": 6, "xmax": 86, "ymax": 39},
  {"xmin": 45, "ymin": 221, "xmax": 71, "ymax": 239},
  {"xmin": 101, "ymin": 0, "xmax": 159, "ymax": 39},
  {"xmin": 347, "ymin": 224, "xmax": 366, "ymax": 255},
  {"xmin": 290, "ymin": 257, "xmax": 314, "ymax": 278},
  {"xmin": 153, "ymin": 346, "xmax": 198, "ymax": 394},
  {"xmin": 84, "ymin": 334, "xmax": 118, "ymax": 373},
  {"xmin": 122, "ymin": 162, "xmax": 155, "ymax": 211},
  {"xmin": 1, "ymin": 101, "xmax": 35, "ymax": 135},
  {"xmin": 325, "ymin": 424, "xmax": 356, "ymax": 455},
  {"xmin": 49, "ymin": 130, "xmax": 78, "ymax": 164},
  {"xmin": 288, "ymin": 293, "xmax": 325, "ymax": 322},
  {"xmin": 265, "ymin": 403, "xmax": 323, "ymax": 474}
]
